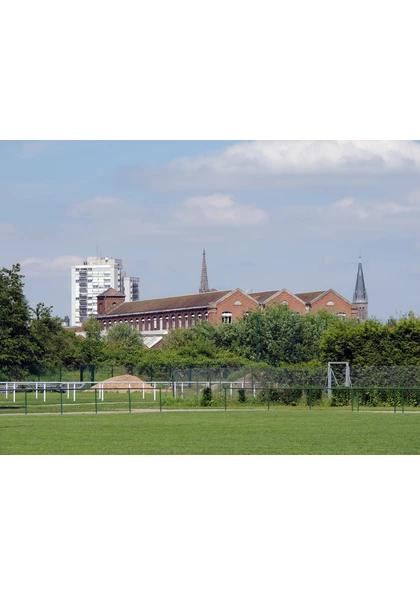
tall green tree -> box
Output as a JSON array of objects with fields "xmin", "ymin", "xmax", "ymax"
[
  {"xmin": 320, "ymin": 314, "xmax": 420, "ymax": 367},
  {"xmin": 104, "ymin": 323, "xmax": 144, "ymax": 366},
  {"xmin": 29, "ymin": 302, "xmax": 77, "ymax": 369},
  {"xmin": 216, "ymin": 305, "xmax": 345, "ymax": 365},
  {"xmin": 77, "ymin": 317, "xmax": 106, "ymax": 365},
  {"xmin": 0, "ymin": 264, "xmax": 33, "ymax": 378}
]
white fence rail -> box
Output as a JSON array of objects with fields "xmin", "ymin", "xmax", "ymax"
[{"xmin": 0, "ymin": 380, "xmax": 264, "ymax": 404}]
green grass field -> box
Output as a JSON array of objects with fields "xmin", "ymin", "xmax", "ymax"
[{"xmin": 1, "ymin": 409, "xmax": 419, "ymax": 454}]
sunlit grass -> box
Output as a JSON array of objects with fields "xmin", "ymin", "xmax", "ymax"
[{"xmin": 1, "ymin": 409, "xmax": 419, "ymax": 455}]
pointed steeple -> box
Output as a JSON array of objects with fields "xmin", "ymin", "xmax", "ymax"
[
  {"xmin": 353, "ymin": 255, "xmax": 368, "ymax": 302},
  {"xmin": 352, "ymin": 254, "xmax": 368, "ymax": 320},
  {"xmin": 199, "ymin": 249, "xmax": 210, "ymax": 294}
]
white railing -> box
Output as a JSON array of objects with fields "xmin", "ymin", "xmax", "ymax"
[{"xmin": 0, "ymin": 380, "xmax": 262, "ymax": 403}]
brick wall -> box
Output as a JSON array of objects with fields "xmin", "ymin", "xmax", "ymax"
[
  {"xmin": 266, "ymin": 291, "xmax": 307, "ymax": 314},
  {"xmin": 215, "ymin": 290, "xmax": 259, "ymax": 323},
  {"xmin": 309, "ymin": 291, "xmax": 352, "ymax": 317},
  {"xmin": 97, "ymin": 288, "xmax": 356, "ymax": 330}
]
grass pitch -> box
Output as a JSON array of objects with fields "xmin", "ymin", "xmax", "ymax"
[{"xmin": 1, "ymin": 409, "xmax": 419, "ymax": 455}]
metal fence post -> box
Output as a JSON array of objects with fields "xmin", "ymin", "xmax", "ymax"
[
  {"xmin": 60, "ymin": 389, "xmax": 63, "ymax": 415},
  {"xmin": 351, "ymin": 388, "xmax": 354, "ymax": 412},
  {"xmin": 95, "ymin": 388, "xmax": 98, "ymax": 414},
  {"xmin": 128, "ymin": 387, "xmax": 131, "ymax": 413},
  {"xmin": 268, "ymin": 389, "xmax": 270, "ymax": 411},
  {"xmin": 401, "ymin": 389, "xmax": 405, "ymax": 414},
  {"xmin": 25, "ymin": 390, "xmax": 28, "ymax": 415},
  {"xmin": 224, "ymin": 387, "xmax": 227, "ymax": 412},
  {"xmin": 159, "ymin": 388, "xmax": 162, "ymax": 412},
  {"xmin": 394, "ymin": 389, "xmax": 397, "ymax": 414}
]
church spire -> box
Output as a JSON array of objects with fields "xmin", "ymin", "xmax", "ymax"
[
  {"xmin": 352, "ymin": 254, "xmax": 368, "ymax": 320},
  {"xmin": 199, "ymin": 249, "xmax": 210, "ymax": 293}
]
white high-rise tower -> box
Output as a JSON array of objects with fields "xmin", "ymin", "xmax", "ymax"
[{"xmin": 71, "ymin": 256, "xmax": 139, "ymax": 326}]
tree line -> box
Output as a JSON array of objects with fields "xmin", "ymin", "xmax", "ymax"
[{"xmin": 1, "ymin": 264, "xmax": 420, "ymax": 380}]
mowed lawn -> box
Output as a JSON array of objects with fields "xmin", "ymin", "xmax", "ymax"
[{"xmin": 1, "ymin": 409, "xmax": 420, "ymax": 454}]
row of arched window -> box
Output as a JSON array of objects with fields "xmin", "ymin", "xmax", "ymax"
[{"xmin": 102, "ymin": 311, "xmax": 210, "ymax": 331}]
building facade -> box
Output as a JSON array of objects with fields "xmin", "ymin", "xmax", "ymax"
[
  {"xmin": 94, "ymin": 253, "xmax": 368, "ymax": 333},
  {"xmin": 95, "ymin": 286, "xmax": 354, "ymax": 333},
  {"xmin": 71, "ymin": 256, "xmax": 139, "ymax": 326}
]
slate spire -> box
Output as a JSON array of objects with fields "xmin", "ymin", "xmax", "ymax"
[
  {"xmin": 353, "ymin": 255, "xmax": 368, "ymax": 302},
  {"xmin": 352, "ymin": 254, "xmax": 368, "ymax": 320},
  {"xmin": 199, "ymin": 249, "xmax": 210, "ymax": 294}
]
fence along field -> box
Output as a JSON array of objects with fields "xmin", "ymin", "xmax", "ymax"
[{"xmin": 1, "ymin": 365, "xmax": 420, "ymax": 414}]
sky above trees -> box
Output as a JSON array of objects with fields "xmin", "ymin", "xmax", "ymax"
[{"xmin": 2, "ymin": 139, "xmax": 420, "ymax": 322}]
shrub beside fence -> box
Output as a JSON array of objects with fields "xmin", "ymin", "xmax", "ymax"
[
  {"xmin": 2, "ymin": 363, "xmax": 420, "ymax": 415},
  {"xmin": 14, "ymin": 363, "xmax": 420, "ymax": 390},
  {"xmin": 2, "ymin": 381, "xmax": 416, "ymax": 416}
]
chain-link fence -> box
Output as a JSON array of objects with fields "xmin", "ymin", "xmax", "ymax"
[
  {"xmin": 2, "ymin": 364, "xmax": 420, "ymax": 415},
  {"xmin": 0, "ymin": 380, "xmax": 417, "ymax": 415}
]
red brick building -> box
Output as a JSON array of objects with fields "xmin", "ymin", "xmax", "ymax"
[
  {"xmin": 96, "ymin": 286, "xmax": 353, "ymax": 332},
  {"xmin": 95, "ymin": 254, "xmax": 367, "ymax": 332}
]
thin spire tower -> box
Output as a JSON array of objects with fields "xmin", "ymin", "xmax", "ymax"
[
  {"xmin": 352, "ymin": 253, "xmax": 368, "ymax": 320},
  {"xmin": 199, "ymin": 249, "xmax": 210, "ymax": 293}
]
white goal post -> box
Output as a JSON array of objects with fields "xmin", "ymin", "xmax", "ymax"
[{"xmin": 327, "ymin": 362, "xmax": 352, "ymax": 399}]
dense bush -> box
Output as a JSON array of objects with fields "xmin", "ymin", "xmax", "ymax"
[
  {"xmin": 257, "ymin": 387, "xmax": 303, "ymax": 405},
  {"xmin": 237, "ymin": 388, "xmax": 246, "ymax": 403},
  {"xmin": 200, "ymin": 386, "xmax": 213, "ymax": 407},
  {"xmin": 330, "ymin": 388, "xmax": 352, "ymax": 407},
  {"xmin": 305, "ymin": 388, "xmax": 324, "ymax": 406}
]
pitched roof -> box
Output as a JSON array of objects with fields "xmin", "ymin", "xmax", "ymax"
[
  {"xmin": 97, "ymin": 287, "xmax": 125, "ymax": 298},
  {"xmin": 310, "ymin": 289, "xmax": 352, "ymax": 307},
  {"xmin": 97, "ymin": 290, "xmax": 233, "ymax": 317},
  {"xmin": 251, "ymin": 289, "xmax": 307, "ymax": 306},
  {"xmin": 249, "ymin": 291, "xmax": 279, "ymax": 303},
  {"xmin": 295, "ymin": 291, "xmax": 325, "ymax": 304}
]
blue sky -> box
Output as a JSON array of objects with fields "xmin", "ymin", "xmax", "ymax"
[{"xmin": 2, "ymin": 139, "xmax": 420, "ymax": 321}]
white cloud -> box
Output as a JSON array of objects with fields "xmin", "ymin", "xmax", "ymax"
[
  {"xmin": 179, "ymin": 194, "xmax": 268, "ymax": 228},
  {"xmin": 21, "ymin": 255, "xmax": 82, "ymax": 278},
  {"xmin": 64, "ymin": 194, "xmax": 268, "ymax": 241},
  {"xmin": 279, "ymin": 190, "xmax": 420, "ymax": 240},
  {"xmin": 172, "ymin": 140, "xmax": 420, "ymax": 174},
  {"xmin": 128, "ymin": 140, "xmax": 420, "ymax": 191}
]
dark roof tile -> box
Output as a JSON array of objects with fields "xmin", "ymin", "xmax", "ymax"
[
  {"xmin": 97, "ymin": 290, "xmax": 232, "ymax": 317},
  {"xmin": 98, "ymin": 287, "xmax": 125, "ymax": 298},
  {"xmin": 295, "ymin": 291, "xmax": 325, "ymax": 304},
  {"xmin": 250, "ymin": 291, "xmax": 279, "ymax": 303}
]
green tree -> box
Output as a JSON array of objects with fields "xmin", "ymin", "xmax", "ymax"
[
  {"xmin": 29, "ymin": 303, "xmax": 74, "ymax": 368},
  {"xmin": 0, "ymin": 264, "xmax": 33, "ymax": 379},
  {"xmin": 78, "ymin": 317, "xmax": 106, "ymax": 366},
  {"xmin": 216, "ymin": 305, "xmax": 345, "ymax": 365},
  {"xmin": 319, "ymin": 317, "xmax": 420, "ymax": 367},
  {"xmin": 104, "ymin": 323, "xmax": 144, "ymax": 367}
]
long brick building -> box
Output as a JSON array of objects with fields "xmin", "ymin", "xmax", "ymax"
[{"xmin": 95, "ymin": 254, "xmax": 368, "ymax": 333}]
